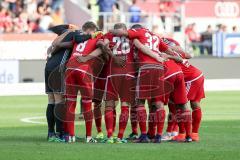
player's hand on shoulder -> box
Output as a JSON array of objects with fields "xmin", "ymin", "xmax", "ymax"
[
  {"xmin": 158, "ymin": 53, "xmax": 168, "ymax": 62},
  {"xmin": 175, "ymin": 56, "xmax": 183, "ymax": 63},
  {"xmin": 47, "ymin": 46, "xmax": 52, "ymax": 55},
  {"xmin": 73, "ymin": 53, "xmax": 89, "ymax": 63},
  {"xmin": 103, "ymin": 44, "xmax": 112, "ymax": 55},
  {"xmin": 47, "ymin": 45, "xmax": 55, "ymax": 57},
  {"xmin": 182, "ymin": 59, "xmax": 190, "ymax": 67},
  {"xmin": 92, "ymin": 31, "xmax": 103, "ymax": 38},
  {"xmin": 156, "ymin": 56, "xmax": 166, "ymax": 63},
  {"xmin": 76, "ymin": 55, "xmax": 89, "ymax": 63}
]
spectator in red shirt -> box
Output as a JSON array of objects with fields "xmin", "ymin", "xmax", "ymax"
[
  {"xmin": 186, "ymin": 23, "xmax": 200, "ymax": 42},
  {"xmin": 185, "ymin": 23, "xmax": 201, "ymax": 53}
]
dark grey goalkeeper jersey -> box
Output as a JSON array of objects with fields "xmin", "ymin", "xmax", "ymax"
[{"xmin": 45, "ymin": 30, "xmax": 92, "ymax": 71}]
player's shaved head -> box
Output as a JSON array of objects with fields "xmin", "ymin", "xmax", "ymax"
[
  {"xmin": 114, "ymin": 23, "xmax": 127, "ymax": 30},
  {"xmin": 131, "ymin": 24, "xmax": 143, "ymax": 29},
  {"xmin": 82, "ymin": 21, "xmax": 98, "ymax": 32}
]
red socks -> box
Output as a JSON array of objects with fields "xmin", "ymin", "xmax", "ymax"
[
  {"xmin": 82, "ymin": 99, "xmax": 93, "ymax": 137},
  {"xmin": 184, "ymin": 110, "xmax": 192, "ymax": 137},
  {"xmin": 118, "ymin": 106, "xmax": 129, "ymax": 139},
  {"xmin": 137, "ymin": 105, "xmax": 147, "ymax": 134},
  {"xmin": 105, "ymin": 107, "xmax": 114, "ymax": 138},
  {"xmin": 113, "ymin": 109, "xmax": 116, "ymax": 133},
  {"xmin": 166, "ymin": 103, "xmax": 176, "ymax": 133},
  {"xmin": 156, "ymin": 108, "xmax": 166, "ymax": 136},
  {"xmin": 192, "ymin": 107, "xmax": 202, "ymax": 133},
  {"xmin": 148, "ymin": 109, "xmax": 156, "ymax": 137},
  {"xmin": 178, "ymin": 120, "xmax": 185, "ymax": 134},
  {"xmin": 130, "ymin": 107, "xmax": 138, "ymax": 134},
  {"xmin": 176, "ymin": 109, "xmax": 192, "ymax": 137},
  {"xmin": 66, "ymin": 98, "xmax": 94, "ymax": 137},
  {"xmin": 93, "ymin": 102, "xmax": 102, "ymax": 133},
  {"xmin": 65, "ymin": 98, "xmax": 77, "ymax": 136}
]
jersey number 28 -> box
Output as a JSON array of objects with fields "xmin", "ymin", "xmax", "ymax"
[{"xmin": 112, "ymin": 37, "xmax": 130, "ymax": 55}]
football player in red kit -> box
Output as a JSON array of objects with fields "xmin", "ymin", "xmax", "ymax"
[
  {"xmin": 92, "ymin": 64, "xmax": 108, "ymax": 140},
  {"xmin": 64, "ymin": 21, "xmax": 104, "ymax": 143},
  {"xmin": 134, "ymin": 36, "xmax": 192, "ymax": 143},
  {"xmin": 111, "ymin": 25, "xmax": 166, "ymax": 143},
  {"xmin": 110, "ymin": 24, "xmax": 192, "ymax": 143},
  {"xmin": 162, "ymin": 37, "xmax": 205, "ymax": 142},
  {"xmin": 99, "ymin": 23, "xmax": 137, "ymax": 143}
]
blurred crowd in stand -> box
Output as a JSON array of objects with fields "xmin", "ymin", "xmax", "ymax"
[
  {"xmin": 0, "ymin": 0, "xmax": 64, "ymax": 33},
  {"xmin": 185, "ymin": 23, "xmax": 239, "ymax": 55},
  {"xmin": 1, "ymin": 0, "xmax": 239, "ymax": 56}
]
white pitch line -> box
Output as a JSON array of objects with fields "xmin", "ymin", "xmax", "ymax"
[
  {"xmin": 20, "ymin": 116, "xmax": 46, "ymax": 124},
  {"xmin": 20, "ymin": 116, "xmax": 85, "ymax": 125}
]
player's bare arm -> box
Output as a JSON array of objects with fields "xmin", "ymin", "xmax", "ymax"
[
  {"xmin": 76, "ymin": 48, "xmax": 103, "ymax": 63},
  {"xmin": 56, "ymin": 41, "xmax": 73, "ymax": 49},
  {"xmin": 160, "ymin": 52, "xmax": 183, "ymax": 63},
  {"xmin": 133, "ymin": 39, "xmax": 165, "ymax": 63},
  {"xmin": 48, "ymin": 32, "xmax": 93, "ymax": 58},
  {"xmin": 99, "ymin": 39, "xmax": 113, "ymax": 56},
  {"xmin": 96, "ymin": 39, "xmax": 111, "ymax": 54},
  {"xmin": 47, "ymin": 30, "xmax": 75, "ymax": 57},
  {"xmin": 101, "ymin": 38, "xmax": 126, "ymax": 67},
  {"xmin": 171, "ymin": 46, "xmax": 192, "ymax": 59},
  {"xmin": 95, "ymin": 39, "xmax": 111, "ymax": 61}
]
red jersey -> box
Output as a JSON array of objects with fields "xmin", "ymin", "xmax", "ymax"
[
  {"xmin": 164, "ymin": 60, "xmax": 182, "ymax": 79},
  {"xmin": 103, "ymin": 32, "xmax": 136, "ymax": 76},
  {"xmin": 104, "ymin": 32, "xmax": 134, "ymax": 63},
  {"xmin": 162, "ymin": 37, "xmax": 180, "ymax": 47},
  {"xmin": 162, "ymin": 37, "xmax": 203, "ymax": 82},
  {"xmin": 66, "ymin": 35, "xmax": 103, "ymax": 74},
  {"xmin": 127, "ymin": 28, "xmax": 168, "ymax": 65}
]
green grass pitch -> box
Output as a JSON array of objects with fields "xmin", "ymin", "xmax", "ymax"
[{"xmin": 0, "ymin": 91, "xmax": 240, "ymax": 160}]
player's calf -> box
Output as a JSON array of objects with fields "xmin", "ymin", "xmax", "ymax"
[
  {"xmin": 104, "ymin": 101, "xmax": 115, "ymax": 139},
  {"xmin": 117, "ymin": 102, "xmax": 130, "ymax": 141},
  {"xmin": 174, "ymin": 104, "xmax": 192, "ymax": 142},
  {"xmin": 191, "ymin": 101, "xmax": 202, "ymax": 141},
  {"xmin": 82, "ymin": 99, "xmax": 95, "ymax": 142}
]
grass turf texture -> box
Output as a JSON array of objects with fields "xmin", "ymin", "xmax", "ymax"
[{"xmin": 0, "ymin": 91, "xmax": 240, "ymax": 160}]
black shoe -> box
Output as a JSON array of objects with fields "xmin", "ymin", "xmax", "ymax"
[
  {"xmin": 47, "ymin": 132, "xmax": 56, "ymax": 142},
  {"xmin": 154, "ymin": 134, "xmax": 162, "ymax": 143},
  {"xmin": 185, "ymin": 136, "xmax": 193, "ymax": 143},
  {"xmin": 135, "ymin": 134, "xmax": 150, "ymax": 143},
  {"xmin": 127, "ymin": 132, "xmax": 138, "ymax": 140},
  {"xmin": 147, "ymin": 133, "xmax": 155, "ymax": 140}
]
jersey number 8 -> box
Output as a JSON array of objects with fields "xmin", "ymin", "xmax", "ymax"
[{"xmin": 76, "ymin": 41, "xmax": 88, "ymax": 53}]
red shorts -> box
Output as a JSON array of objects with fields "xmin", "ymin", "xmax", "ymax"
[
  {"xmin": 186, "ymin": 75, "xmax": 205, "ymax": 102},
  {"xmin": 93, "ymin": 77, "xmax": 106, "ymax": 102},
  {"xmin": 107, "ymin": 61, "xmax": 137, "ymax": 75},
  {"xmin": 105, "ymin": 74, "xmax": 136, "ymax": 104},
  {"xmin": 136, "ymin": 64, "xmax": 165, "ymax": 101},
  {"xmin": 164, "ymin": 72, "xmax": 188, "ymax": 105},
  {"xmin": 65, "ymin": 69, "xmax": 93, "ymax": 99},
  {"xmin": 104, "ymin": 62, "xmax": 137, "ymax": 104},
  {"xmin": 92, "ymin": 64, "xmax": 108, "ymax": 103}
]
